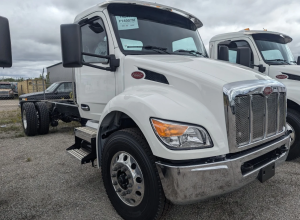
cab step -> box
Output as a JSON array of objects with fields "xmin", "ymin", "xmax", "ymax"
[{"xmin": 66, "ymin": 120, "xmax": 98, "ymax": 166}]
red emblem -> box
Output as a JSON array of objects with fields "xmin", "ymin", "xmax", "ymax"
[
  {"xmin": 264, "ymin": 87, "xmax": 273, "ymax": 96},
  {"xmin": 131, "ymin": 71, "xmax": 144, "ymax": 79},
  {"xmin": 276, "ymin": 75, "xmax": 288, "ymax": 79}
]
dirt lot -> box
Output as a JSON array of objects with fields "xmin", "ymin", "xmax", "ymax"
[
  {"xmin": 1, "ymin": 117, "xmax": 300, "ymax": 219},
  {"xmin": 0, "ymin": 99, "xmax": 19, "ymax": 111}
]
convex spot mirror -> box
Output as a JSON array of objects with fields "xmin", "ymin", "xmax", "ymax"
[
  {"xmin": 89, "ymin": 22, "xmax": 104, "ymax": 34},
  {"xmin": 0, "ymin": 16, "xmax": 12, "ymax": 68}
]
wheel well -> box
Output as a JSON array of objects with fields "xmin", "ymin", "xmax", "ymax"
[
  {"xmin": 97, "ymin": 111, "xmax": 140, "ymax": 161},
  {"xmin": 287, "ymin": 99, "xmax": 300, "ymax": 112}
]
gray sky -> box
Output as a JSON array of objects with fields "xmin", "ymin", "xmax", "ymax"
[{"xmin": 1, "ymin": 0, "xmax": 300, "ymax": 78}]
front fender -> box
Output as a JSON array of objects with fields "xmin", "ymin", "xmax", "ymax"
[{"xmin": 97, "ymin": 85, "xmax": 229, "ymax": 161}]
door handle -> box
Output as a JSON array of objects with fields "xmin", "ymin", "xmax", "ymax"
[{"xmin": 81, "ymin": 104, "xmax": 90, "ymax": 111}]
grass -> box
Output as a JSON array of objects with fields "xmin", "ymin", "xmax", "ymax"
[{"xmin": 0, "ymin": 109, "xmax": 22, "ymax": 125}]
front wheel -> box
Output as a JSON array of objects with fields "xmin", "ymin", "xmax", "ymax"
[
  {"xmin": 286, "ymin": 109, "xmax": 300, "ymax": 161},
  {"xmin": 101, "ymin": 128, "xmax": 171, "ymax": 220}
]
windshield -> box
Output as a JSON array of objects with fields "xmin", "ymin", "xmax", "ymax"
[
  {"xmin": 253, "ymin": 34, "xmax": 295, "ymax": 65},
  {"xmin": 108, "ymin": 4, "xmax": 208, "ymax": 57},
  {"xmin": 45, "ymin": 83, "xmax": 58, "ymax": 93},
  {"xmin": 0, "ymin": 84, "xmax": 11, "ymax": 89}
]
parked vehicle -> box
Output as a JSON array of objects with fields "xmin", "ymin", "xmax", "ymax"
[
  {"xmin": 10, "ymin": 82, "xmax": 18, "ymax": 96},
  {"xmin": 0, "ymin": 82, "xmax": 14, "ymax": 99},
  {"xmin": 13, "ymin": 2, "xmax": 290, "ymax": 220},
  {"xmin": 19, "ymin": 81, "xmax": 72, "ymax": 102},
  {"xmin": 210, "ymin": 29, "xmax": 299, "ymax": 160}
]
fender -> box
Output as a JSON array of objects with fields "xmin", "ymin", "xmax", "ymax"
[{"xmin": 96, "ymin": 85, "xmax": 229, "ymax": 165}]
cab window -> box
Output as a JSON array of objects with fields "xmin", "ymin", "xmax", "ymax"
[
  {"xmin": 219, "ymin": 40, "xmax": 254, "ymax": 67},
  {"xmin": 81, "ymin": 18, "xmax": 108, "ymax": 63},
  {"xmin": 56, "ymin": 83, "xmax": 72, "ymax": 93}
]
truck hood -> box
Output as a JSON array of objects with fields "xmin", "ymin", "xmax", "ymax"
[
  {"xmin": 129, "ymin": 55, "xmax": 270, "ymax": 83},
  {"xmin": 269, "ymin": 65, "xmax": 300, "ymax": 76}
]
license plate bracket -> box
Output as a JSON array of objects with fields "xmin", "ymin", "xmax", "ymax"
[{"xmin": 258, "ymin": 162, "xmax": 275, "ymax": 183}]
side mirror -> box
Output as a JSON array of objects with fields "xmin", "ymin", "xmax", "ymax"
[
  {"xmin": 60, "ymin": 24, "xmax": 83, "ymax": 68},
  {"xmin": 218, "ymin": 46, "xmax": 229, "ymax": 61},
  {"xmin": 297, "ymin": 56, "xmax": 300, "ymax": 65},
  {"xmin": 60, "ymin": 23, "xmax": 120, "ymax": 72},
  {"xmin": 0, "ymin": 16, "xmax": 12, "ymax": 68},
  {"xmin": 237, "ymin": 47, "xmax": 251, "ymax": 68}
]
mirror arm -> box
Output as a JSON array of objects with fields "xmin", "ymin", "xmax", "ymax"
[
  {"xmin": 82, "ymin": 54, "xmax": 120, "ymax": 72},
  {"xmin": 251, "ymin": 64, "xmax": 266, "ymax": 73}
]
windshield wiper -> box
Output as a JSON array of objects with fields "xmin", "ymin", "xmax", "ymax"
[
  {"xmin": 127, "ymin": 45, "xmax": 170, "ymax": 54},
  {"xmin": 175, "ymin": 49, "xmax": 205, "ymax": 57},
  {"xmin": 266, "ymin": 59, "xmax": 291, "ymax": 65}
]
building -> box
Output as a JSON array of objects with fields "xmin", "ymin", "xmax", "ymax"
[{"xmin": 46, "ymin": 62, "xmax": 73, "ymax": 83}]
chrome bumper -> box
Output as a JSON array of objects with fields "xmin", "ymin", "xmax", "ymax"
[{"xmin": 156, "ymin": 134, "xmax": 290, "ymax": 205}]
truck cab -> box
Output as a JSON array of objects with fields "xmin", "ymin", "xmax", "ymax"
[
  {"xmin": 13, "ymin": 2, "xmax": 290, "ymax": 220},
  {"xmin": 210, "ymin": 30, "xmax": 300, "ymax": 160}
]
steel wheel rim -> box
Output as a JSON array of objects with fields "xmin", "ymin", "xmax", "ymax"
[
  {"xmin": 287, "ymin": 123, "xmax": 296, "ymax": 146},
  {"xmin": 23, "ymin": 110, "xmax": 27, "ymax": 129},
  {"xmin": 110, "ymin": 151, "xmax": 144, "ymax": 207}
]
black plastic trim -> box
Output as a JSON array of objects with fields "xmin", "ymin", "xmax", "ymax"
[
  {"xmin": 283, "ymin": 72, "xmax": 300, "ymax": 81},
  {"xmin": 138, "ymin": 68, "xmax": 169, "ymax": 84}
]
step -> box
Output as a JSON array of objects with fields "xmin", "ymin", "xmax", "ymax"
[
  {"xmin": 74, "ymin": 126, "xmax": 97, "ymax": 143},
  {"xmin": 67, "ymin": 148, "xmax": 91, "ymax": 161}
]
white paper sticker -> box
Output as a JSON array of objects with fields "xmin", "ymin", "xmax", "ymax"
[
  {"xmin": 121, "ymin": 38, "xmax": 143, "ymax": 50},
  {"xmin": 116, "ymin": 16, "xmax": 139, "ymax": 30}
]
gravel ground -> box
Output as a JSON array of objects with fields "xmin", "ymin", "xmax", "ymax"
[
  {"xmin": 0, "ymin": 99, "xmax": 19, "ymax": 111},
  {"xmin": 1, "ymin": 132, "xmax": 300, "ymax": 220}
]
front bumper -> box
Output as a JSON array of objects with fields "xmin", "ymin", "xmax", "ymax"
[{"xmin": 156, "ymin": 134, "xmax": 290, "ymax": 205}]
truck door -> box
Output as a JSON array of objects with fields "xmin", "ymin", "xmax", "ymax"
[{"xmin": 75, "ymin": 13, "xmax": 116, "ymax": 121}]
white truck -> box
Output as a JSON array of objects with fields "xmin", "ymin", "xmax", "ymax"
[
  {"xmin": 210, "ymin": 29, "xmax": 300, "ymax": 160},
  {"xmin": 15, "ymin": 1, "xmax": 291, "ymax": 220}
]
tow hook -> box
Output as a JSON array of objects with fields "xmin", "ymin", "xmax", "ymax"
[{"xmin": 241, "ymin": 162, "xmax": 254, "ymax": 172}]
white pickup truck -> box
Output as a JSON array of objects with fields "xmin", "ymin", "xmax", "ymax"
[
  {"xmin": 210, "ymin": 29, "xmax": 300, "ymax": 160},
  {"xmin": 15, "ymin": 1, "xmax": 290, "ymax": 220}
]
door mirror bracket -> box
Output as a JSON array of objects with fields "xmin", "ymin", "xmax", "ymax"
[{"xmin": 252, "ymin": 64, "xmax": 266, "ymax": 73}]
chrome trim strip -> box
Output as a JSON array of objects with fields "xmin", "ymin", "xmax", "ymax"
[
  {"xmin": 223, "ymin": 80, "xmax": 287, "ymax": 153},
  {"xmin": 191, "ymin": 165, "xmax": 228, "ymax": 171}
]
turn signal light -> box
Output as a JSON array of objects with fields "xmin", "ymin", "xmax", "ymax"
[{"xmin": 151, "ymin": 119, "xmax": 188, "ymax": 137}]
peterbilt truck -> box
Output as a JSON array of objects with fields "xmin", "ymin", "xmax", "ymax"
[
  {"xmin": 210, "ymin": 29, "xmax": 300, "ymax": 160},
  {"xmin": 17, "ymin": 1, "xmax": 290, "ymax": 220}
]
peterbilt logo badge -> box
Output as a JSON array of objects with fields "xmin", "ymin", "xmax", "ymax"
[
  {"xmin": 263, "ymin": 87, "xmax": 273, "ymax": 96},
  {"xmin": 131, "ymin": 71, "xmax": 144, "ymax": 79}
]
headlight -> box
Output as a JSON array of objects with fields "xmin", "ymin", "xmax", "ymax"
[
  {"xmin": 151, "ymin": 119, "xmax": 213, "ymax": 150},
  {"xmin": 22, "ymin": 98, "xmax": 27, "ymax": 101},
  {"xmin": 9, "ymin": 90, "xmax": 13, "ymax": 94}
]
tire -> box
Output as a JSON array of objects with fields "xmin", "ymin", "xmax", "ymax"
[
  {"xmin": 35, "ymin": 102, "xmax": 49, "ymax": 135},
  {"xmin": 101, "ymin": 128, "xmax": 172, "ymax": 220},
  {"xmin": 22, "ymin": 102, "xmax": 38, "ymax": 136},
  {"xmin": 286, "ymin": 109, "xmax": 300, "ymax": 161}
]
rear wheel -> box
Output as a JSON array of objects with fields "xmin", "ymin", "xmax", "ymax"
[
  {"xmin": 101, "ymin": 128, "xmax": 171, "ymax": 220},
  {"xmin": 286, "ymin": 109, "xmax": 300, "ymax": 161},
  {"xmin": 22, "ymin": 102, "xmax": 38, "ymax": 136},
  {"xmin": 35, "ymin": 102, "xmax": 49, "ymax": 135}
]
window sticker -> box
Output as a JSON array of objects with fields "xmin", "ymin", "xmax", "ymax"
[
  {"xmin": 116, "ymin": 16, "xmax": 139, "ymax": 30},
  {"xmin": 121, "ymin": 38, "xmax": 143, "ymax": 51}
]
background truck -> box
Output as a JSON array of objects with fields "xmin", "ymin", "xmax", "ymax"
[
  {"xmin": 14, "ymin": 2, "xmax": 290, "ymax": 220},
  {"xmin": 0, "ymin": 81, "xmax": 14, "ymax": 99},
  {"xmin": 210, "ymin": 29, "xmax": 300, "ymax": 160}
]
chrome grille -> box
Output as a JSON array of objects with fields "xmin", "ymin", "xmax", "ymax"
[
  {"xmin": 233, "ymin": 92, "xmax": 285, "ymax": 147},
  {"xmin": 278, "ymin": 93, "xmax": 285, "ymax": 132},
  {"xmin": 235, "ymin": 96, "xmax": 250, "ymax": 145},
  {"xmin": 0, "ymin": 91, "xmax": 8, "ymax": 95},
  {"xmin": 252, "ymin": 95, "xmax": 265, "ymax": 141}
]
